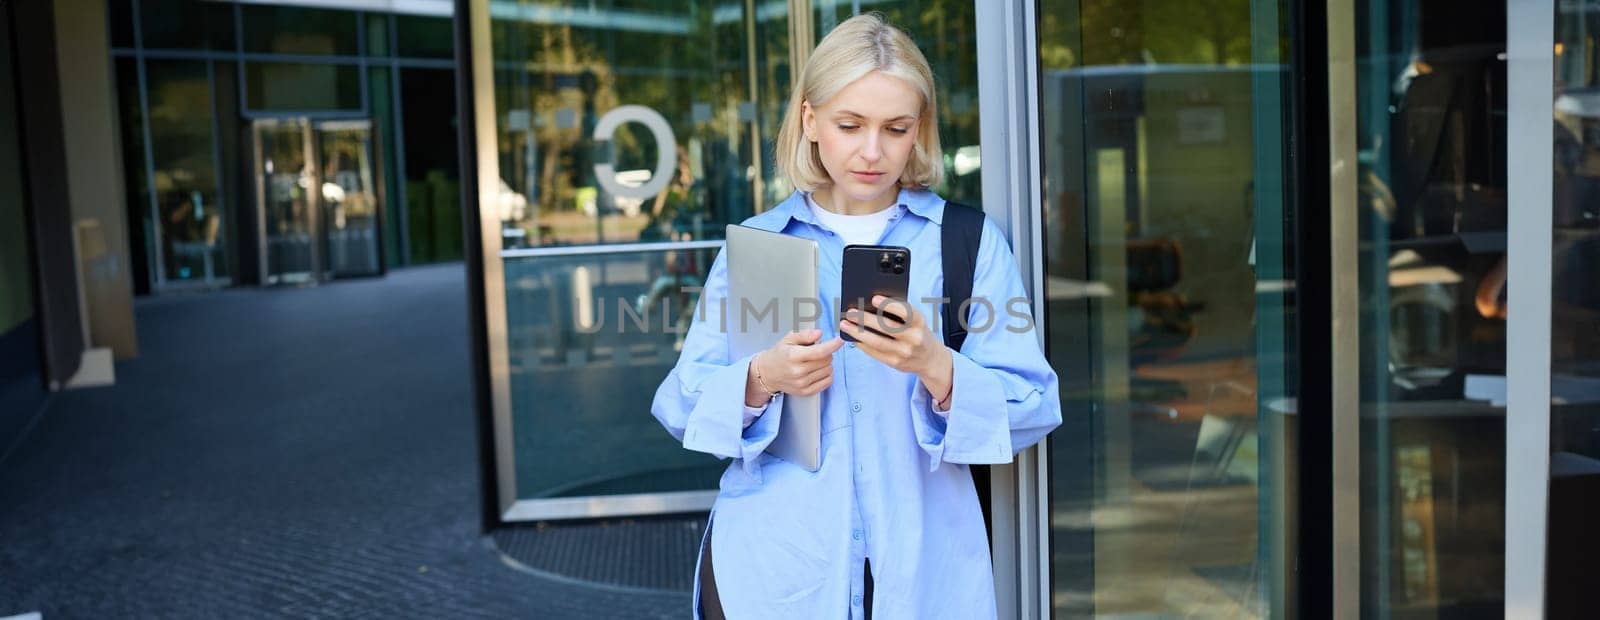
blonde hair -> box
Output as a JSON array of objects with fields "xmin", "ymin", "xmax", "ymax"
[{"xmin": 775, "ymin": 14, "xmax": 943, "ymax": 192}]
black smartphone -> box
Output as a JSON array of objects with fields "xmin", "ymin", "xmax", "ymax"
[{"xmin": 839, "ymin": 244, "xmax": 911, "ymax": 342}]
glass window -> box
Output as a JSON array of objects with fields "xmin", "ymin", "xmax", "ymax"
[
  {"xmin": 108, "ymin": 0, "xmax": 135, "ymax": 49},
  {"xmin": 114, "ymin": 57, "xmax": 154, "ymax": 294},
  {"xmin": 491, "ymin": 1, "xmax": 792, "ymax": 248},
  {"xmin": 399, "ymin": 67, "xmax": 462, "ymax": 264},
  {"xmin": 369, "ymin": 66, "xmax": 404, "ymax": 268},
  {"xmin": 146, "ymin": 60, "xmax": 229, "ymax": 285},
  {"xmin": 1041, "ymin": 0, "xmax": 1302, "ymax": 616},
  {"xmin": 1355, "ymin": 1, "xmax": 1507, "ymax": 615},
  {"xmin": 244, "ymin": 62, "xmax": 361, "ymax": 112},
  {"xmin": 394, "ymin": 15, "xmax": 453, "ymax": 59},
  {"xmin": 1548, "ymin": 1, "xmax": 1600, "ymax": 615},
  {"xmin": 365, "ymin": 13, "xmax": 390, "ymax": 57},
  {"xmin": 139, "ymin": 0, "xmax": 236, "ymax": 51},
  {"xmin": 241, "ymin": 5, "xmax": 358, "ymax": 56}
]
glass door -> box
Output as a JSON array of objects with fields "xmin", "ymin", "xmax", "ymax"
[
  {"xmin": 1038, "ymin": 0, "xmax": 1305, "ymax": 616},
  {"xmin": 253, "ymin": 118, "xmax": 321, "ymax": 285},
  {"xmin": 315, "ymin": 120, "xmax": 383, "ymax": 278},
  {"xmin": 253, "ymin": 117, "xmax": 385, "ymax": 284}
]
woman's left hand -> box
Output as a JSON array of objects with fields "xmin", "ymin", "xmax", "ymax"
[{"xmin": 840, "ymin": 295, "xmax": 954, "ymax": 405}]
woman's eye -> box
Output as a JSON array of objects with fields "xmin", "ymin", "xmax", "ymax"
[
  {"xmin": 888, "ymin": 127, "xmax": 909, "ymax": 135},
  {"xmin": 837, "ymin": 124, "xmax": 859, "ymax": 131}
]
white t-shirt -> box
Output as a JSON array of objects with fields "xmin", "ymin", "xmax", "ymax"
[{"xmin": 805, "ymin": 192, "xmax": 897, "ymax": 246}]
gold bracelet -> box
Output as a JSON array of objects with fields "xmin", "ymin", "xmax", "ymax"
[{"xmin": 753, "ymin": 351, "xmax": 779, "ymax": 397}]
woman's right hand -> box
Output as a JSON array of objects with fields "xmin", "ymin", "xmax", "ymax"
[{"xmin": 745, "ymin": 329, "xmax": 845, "ymax": 406}]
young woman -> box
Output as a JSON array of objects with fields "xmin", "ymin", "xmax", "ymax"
[{"xmin": 651, "ymin": 14, "xmax": 1061, "ymax": 619}]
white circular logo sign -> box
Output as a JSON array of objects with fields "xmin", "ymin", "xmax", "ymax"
[{"xmin": 592, "ymin": 105, "xmax": 677, "ymax": 201}]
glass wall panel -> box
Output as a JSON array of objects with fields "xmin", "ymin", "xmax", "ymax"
[
  {"xmin": 490, "ymin": 1, "xmax": 791, "ymax": 248},
  {"xmin": 244, "ymin": 62, "xmax": 362, "ymax": 111},
  {"xmin": 394, "ymin": 15, "xmax": 454, "ymax": 59},
  {"xmin": 504, "ymin": 248, "xmax": 722, "ymax": 498},
  {"xmin": 114, "ymin": 56, "xmax": 153, "ymax": 294},
  {"xmin": 1041, "ymin": 0, "xmax": 1302, "ymax": 616},
  {"xmin": 139, "ymin": 0, "xmax": 236, "ymax": 51},
  {"xmin": 365, "ymin": 13, "xmax": 390, "ymax": 57},
  {"xmin": 369, "ymin": 66, "xmax": 405, "ymax": 268},
  {"xmin": 399, "ymin": 67, "xmax": 462, "ymax": 263},
  {"xmin": 1547, "ymin": 1, "xmax": 1600, "ymax": 615},
  {"xmin": 1355, "ymin": 1, "xmax": 1507, "ymax": 616},
  {"xmin": 146, "ymin": 60, "xmax": 229, "ymax": 285},
  {"xmin": 108, "ymin": 0, "xmax": 135, "ymax": 49},
  {"xmin": 214, "ymin": 62, "xmax": 242, "ymax": 281},
  {"xmin": 241, "ymin": 5, "xmax": 359, "ymax": 56}
]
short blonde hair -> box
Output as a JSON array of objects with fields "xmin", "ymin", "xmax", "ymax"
[{"xmin": 775, "ymin": 14, "xmax": 943, "ymax": 192}]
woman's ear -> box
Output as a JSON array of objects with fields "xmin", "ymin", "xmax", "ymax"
[{"xmin": 801, "ymin": 100, "xmax": 816, "ymax": 141}]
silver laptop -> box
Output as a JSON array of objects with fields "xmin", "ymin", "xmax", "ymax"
[{"xmin": 725, "ymin": 224, "xmax": 823, "ymax": 471}]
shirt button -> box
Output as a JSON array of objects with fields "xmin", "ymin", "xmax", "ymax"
[
  {"xmin": 851, "ymin": 402, "xmax": 862, "ymax": 412},
  {"xmin": 852, "ymin": 529, "xmax": 863, "ymax": 541},
  {"xmin": 852, "ymin": 595, "xmax": 863, "ymax": 607}
]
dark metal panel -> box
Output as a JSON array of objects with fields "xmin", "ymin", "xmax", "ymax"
[
  {"xmin": 9, "ymin": 0, "xmax": 84, "ymax": 389},
  {"xmin": 454, "ymin": 0, "xmax": 499, "ymax": 533}
]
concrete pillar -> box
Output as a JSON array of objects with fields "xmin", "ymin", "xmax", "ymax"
[{"xmin": 51, "ymin": 0, "xmax": 138, "ymax": 361}]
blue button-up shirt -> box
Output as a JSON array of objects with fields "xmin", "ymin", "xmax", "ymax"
[{"xmin": 650, "ymin": 189, "xmax": 1062, "ymax": 619}]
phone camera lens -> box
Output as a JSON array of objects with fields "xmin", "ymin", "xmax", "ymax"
[{"xmin": 893, "ymin": 265, "xmax": 905, "ymax": 275}]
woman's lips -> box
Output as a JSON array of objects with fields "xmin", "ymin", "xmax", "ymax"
[{"xmin": 851, "ymin": 171, "xmax": 885, "ymax": 182}]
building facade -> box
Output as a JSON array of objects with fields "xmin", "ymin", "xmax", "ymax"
[
  {"xmin": 3, "ymin": 0, "xmax": 1598, "ymax": 617},
  {"xmin": 110, "ymin": 0, "xmax": 463, "ymax": 293}
]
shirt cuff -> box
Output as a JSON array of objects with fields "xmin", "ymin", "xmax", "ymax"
[
  {"xmin": 683, "ymin": 353, "xmax": 785, "ymax": 481},
  {"xmin": 909, "ymin": 349, "xmax": 1014, "ymax": 472},
  {"xmin": 742, "ymin": 402, "xmax": 770, "ymax": 428},
  {"xmin": 930, "ymin": 385, "xmax": 951, "ymax": 417}
]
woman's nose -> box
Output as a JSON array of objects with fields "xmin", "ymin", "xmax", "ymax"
[{"xmin": 860, "ymin": 134, "xmax": 882, "ymax": 163}]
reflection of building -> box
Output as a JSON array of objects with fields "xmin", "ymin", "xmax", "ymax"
[{"xmin": 109, "ymin": 0, "xmax": 464, "ymax": 292}]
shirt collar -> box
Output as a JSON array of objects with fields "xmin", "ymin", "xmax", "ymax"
[{"xmin": 770, "ymin": 187, "xmax": 945, "ymax": 228}]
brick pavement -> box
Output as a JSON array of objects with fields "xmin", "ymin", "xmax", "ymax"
[{"xmin": 0, "ymin": 265, "xmax": 695, "ymax": 618}]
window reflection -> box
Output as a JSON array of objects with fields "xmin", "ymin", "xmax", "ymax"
[
  {"xmin": 1041, "ymin": 1, "xmax": 1299, "ymax": 616},
  {"xmin": 147, "ymin": 60, "xmax": 228, "ymax": 285},
  {"xmin": 1548, "ymin": 2, "xmax": 1600, "ymax": 614},
  {"xmin": 1356, "ymin": 1, "xmax": 1507, "ymax": 615},
  {"xmin": 491, "ymin": 2, "xmax": 789, "ymax": 247},
  {"xmin": 490, "ymin": 0, "xmax": 980, "ymax": 249}
]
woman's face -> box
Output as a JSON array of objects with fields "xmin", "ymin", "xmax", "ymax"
[{"xmin": 803, "ymin": 71, "xmax": 923, "ymax": 206}]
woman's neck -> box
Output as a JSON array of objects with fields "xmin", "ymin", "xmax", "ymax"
[{"xmin": 812, "ymin": 187, "xmax": 897, "ymax": 216}]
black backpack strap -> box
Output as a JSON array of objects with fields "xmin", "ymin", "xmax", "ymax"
[
  {"xmin": 940, "ymin": 200, "xmax": 985, "ymax": 353},
  {"xmin": 940, "ymin": 200, "xmax": 992, "ymax": 538}
]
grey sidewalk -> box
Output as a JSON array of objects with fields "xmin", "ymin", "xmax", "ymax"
[{"xmin": 0, "ymin": 264, "xmax": 691, "ymax": 619}]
